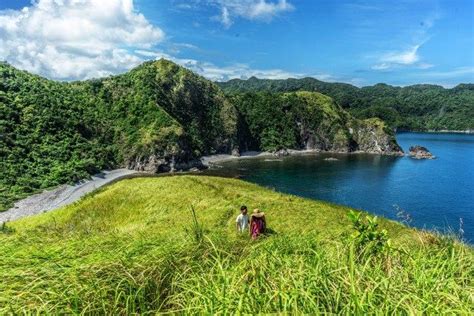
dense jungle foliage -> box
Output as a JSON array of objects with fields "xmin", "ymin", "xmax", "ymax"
[
  {"xmin": 0, "ymin": 59, "xmax": 237, "ymax": 210},
  {"xmin": 217, "ymin": 77, "xmax": 474, "ymax": 131}
]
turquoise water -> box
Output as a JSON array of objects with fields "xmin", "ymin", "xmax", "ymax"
[{"xmin": 214, "ymin": 133, "xmax": 474, "ymax": 243}]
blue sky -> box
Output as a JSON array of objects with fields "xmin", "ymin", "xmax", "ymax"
[{"xmin": 0, "ymin": 0, "xmax": 473, "ymax": 86}]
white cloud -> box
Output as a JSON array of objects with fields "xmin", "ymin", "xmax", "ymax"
[
  {"xmin": 0, "ymin": 0, "xmax": 164, "ymax": 80},
  {"xmin": 210, "ymin": 0, "xmax": 294, "ymax": 27},
  {"xmin": 381, "ymin": 44, "xmax": 421, "ymax": 65},
  {"xmin": 417, "ymin": 63, "xmax": 434, "ymax": 70},
  {"xmin": 0, "ymin": 0, "xmax": 337, "ymax": 84},
  {"xmin": 372, "ymin": 43, "xmax": 426, "ymax": 70},
  {"xmin": 371, "ymin": 10, "xmax": 441, "ymax": 71}
]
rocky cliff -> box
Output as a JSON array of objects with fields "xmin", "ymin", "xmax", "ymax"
[
  {"xmin": 231, "ymin": 91, "xmax": 403, "ymax": 155},
  {"xmin": 349, "ymin": 118, "xmax": 403, "ymax": 155}
]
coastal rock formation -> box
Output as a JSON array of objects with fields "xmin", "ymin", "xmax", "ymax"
[
  {"xmin": 349, "ymin": 118, "xmax": 404, "ymax": 155},
  {"xmin": 409, "ymin": 146, "xmax": 435, "ymax": 159},
  {"xmin": 234, "ymin": 91, "xmax": 403, "ymax": 156},
  {"xmin": 274, "ymin": 149, "xmax": 290, "ymax": 157}
]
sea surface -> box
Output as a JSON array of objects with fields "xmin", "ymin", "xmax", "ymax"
[{"xmin": 212, "ymin": 132, "xmax": 474, "ymax": 243}]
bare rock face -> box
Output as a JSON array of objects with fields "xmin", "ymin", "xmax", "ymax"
[
  {"xmin": 409, "ymin": 146, "xmax": 435, "ymax": 159},
  {"xmin": 347, "ymin": 118, "xmax": 404, "ymax": 156},
  {"xmin": 127, "ymin": 153, "xmax": 207, "ymax": 173},
  {"xmin": 231, "ymin": 148, "xmax": 241, "ymax": 157},
  {"xmin": 128, "ymin": 154, "xmax": 168, "ymax": 173},
  {"xmin": 274, "ymin": 149, "xmax": 290, "ymax": 157}
]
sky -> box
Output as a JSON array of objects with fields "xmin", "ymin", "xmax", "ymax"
[{"xmin": 0, "ymin": 0, "xmax": 473, "ymax": 87}]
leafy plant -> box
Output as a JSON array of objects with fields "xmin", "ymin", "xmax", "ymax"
[{"xmin": 347, "ymin": 210, "xmax": 391, "ymax": 259}]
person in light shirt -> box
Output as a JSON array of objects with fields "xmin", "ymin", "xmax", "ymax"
[{"xmin": 235, "ymin": 205, "xmax": 249, "ymax": 233}]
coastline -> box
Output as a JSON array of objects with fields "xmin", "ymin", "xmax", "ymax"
[
  {"xmin": 3, "ymin": 149, "xmax": 404, "ymax": 222},
  {"xmin": 7, "ymin": 128, "xmax": 456, "ymax": 223},
  {"xmin": 201, "ymin": 148, "xmax": 404, "ymax": 166},
  {"xmin": 0, "ymin": 169, "xmax": 140, "ymax": 223},
  {"xmin": 397, "ymin": 129, "xmax": 474, "ymax": 134},
  {"xmin": 428, "ymin": 130, "xmax": 474, "ymax": 134}
]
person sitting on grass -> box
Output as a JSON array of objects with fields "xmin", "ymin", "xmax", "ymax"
[
  {"xmin": 250, "ymin": 208, "xmax": 266, "ymax": 240},
  {"xmin": 236, "ymin": 205, "xmax": 249, "ymax": 233}
]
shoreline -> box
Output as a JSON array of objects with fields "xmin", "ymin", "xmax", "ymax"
[
  {"xmin": 0, "ymin": 169, "xmax": 140, "ymax": 223},
  {"xmin": 2, "ymin": 149, "xmax": 403, "ymax": 223},
  {"xmin": 201, "ymin": 148, "xmax": 404, "ymax": 166},
  {"xmin": 7, "ymin": 129, "xmax": 461, "ymax": 224},
  {"xmin": 397, "ymin": 129, "xmax": 474, "ymax": 134}
]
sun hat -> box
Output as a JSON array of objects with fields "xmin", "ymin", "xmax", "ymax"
[{"xmin": 252, "ymin": 208, "xmax": 265, "ymax": 218}]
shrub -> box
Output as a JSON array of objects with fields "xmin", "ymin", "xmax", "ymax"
[{"xmin": 347, "ymin": 210, "xmax": 391, "ymax": 260}]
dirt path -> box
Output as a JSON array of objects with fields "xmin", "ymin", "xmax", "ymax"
[{"xmin": 0, "ymin": 169, "xmax": 139, "ymax": 223}]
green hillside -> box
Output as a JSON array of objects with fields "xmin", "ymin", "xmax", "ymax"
[
  {"xmin": 217, "ymin": 77, "xmax": 474, "ymax": 131},
  {"xmin": 232, "ymin": 91, "xmax": 401, "ymax": 153},
  {"xmin": 0, "ymin": 60, "xmax": 401, "ymax": 212},
  {"xmin": 0, "ymin": 59, "xmax": 237, "ymax": 210},
  {"xmin": 0, "ymin": 176, "xmax": 471, "ymax": 314}
]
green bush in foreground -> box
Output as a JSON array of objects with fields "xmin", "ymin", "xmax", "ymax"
[{"xmin": 0, "ymin": 176, "xmax": 472, "ymax": 314}]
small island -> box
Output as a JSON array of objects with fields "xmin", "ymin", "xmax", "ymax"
[{"xmin": 409, "ymin": 146, "xmax": 435, "ymax": 159}]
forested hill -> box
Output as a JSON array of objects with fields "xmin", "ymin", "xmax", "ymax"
[
  {"xmin": 217, "ymin": 77, "xmax": 474, "ymax": 131},
  {"xmin": 0, "ymin": 59, "xmax": 237, "ymax": 210},
  {"xmin": 0, "ymin": 59, "xmax": 400, "ymax": 211}
]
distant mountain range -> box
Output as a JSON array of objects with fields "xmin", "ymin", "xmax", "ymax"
[
  {"xmin": 0, "ymin": 59, "xmax": 401, "ymax": 210},
  {"xmin": 217, "ymin": 77, "xmax": 474, "ymax": 131}
]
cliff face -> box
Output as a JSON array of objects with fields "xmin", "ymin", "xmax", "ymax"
[
  {"xmin": 232, "ymin": 91, "xmax": 403, "ymax": 155},
  {"xmin": 349, "ymin": 118, "xmax": 403, "ymax": 155}
]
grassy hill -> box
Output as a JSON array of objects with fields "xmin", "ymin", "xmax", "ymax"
[
  {"xmin": 217, "ymin": 77, "xmax": 474, "ymax": 131},
  {"xmin": 1, "ymin": 176, "xmax": 472, "ymax": 314}
]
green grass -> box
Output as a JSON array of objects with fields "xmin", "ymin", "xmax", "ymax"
[{"xmin": 1, "ymin": 176, "xmax": 472, "ymax": 314}]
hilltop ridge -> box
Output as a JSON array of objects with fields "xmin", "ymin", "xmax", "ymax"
[{"xmin": 217, "ymin": 76, "xmax": 474, "ymax": 131}]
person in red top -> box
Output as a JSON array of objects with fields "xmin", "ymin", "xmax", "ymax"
[{"xmin": 250, "ymin": 208, "xmax": 266, "ymax": 240}]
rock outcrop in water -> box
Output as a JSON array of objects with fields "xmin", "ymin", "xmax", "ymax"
[{"xmin": 409, "ymin": 146, "xmax": 435, "ymax": 159}]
